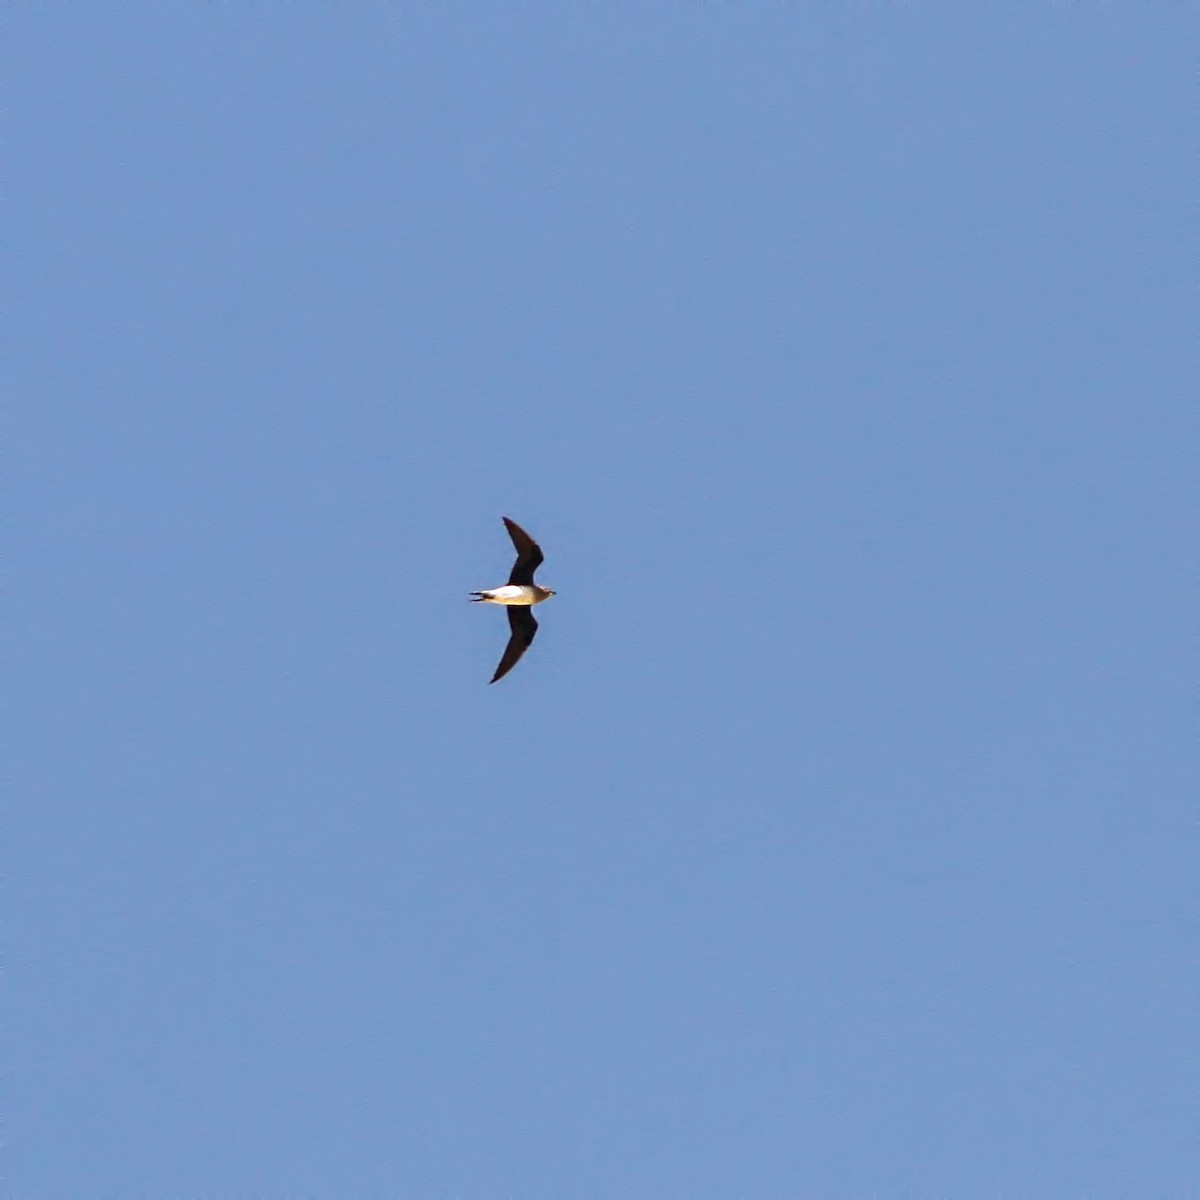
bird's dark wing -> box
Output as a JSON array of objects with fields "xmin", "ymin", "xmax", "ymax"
[
  {"xmin": 490, "ymin": 606, "xmax": 538, "ymax": 683},
  {"xmin": 503, "ymin": 517, "xmax": 544, "ymax": 586}
]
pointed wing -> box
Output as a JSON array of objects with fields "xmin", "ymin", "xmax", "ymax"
[
  {"xmin": 503, "ymin": 517, "xmax": 544, "ymax": 586},
  {"xmin": 490, "ymin": 606, "xmax": 538, "ymax": 683}
]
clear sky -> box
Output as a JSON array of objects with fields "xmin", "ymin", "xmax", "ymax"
[{"xmin": 10, "ymin": 7, "xmax": 1194, "ymax": 1197}]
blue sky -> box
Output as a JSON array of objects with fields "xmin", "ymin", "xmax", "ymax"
[{"xmin": 10, "ymin": 7, "xmax": 1194, "ymax": 1197}]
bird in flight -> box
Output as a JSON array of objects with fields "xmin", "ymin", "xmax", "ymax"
[{"xmin": 470, "ymin": 517, "xmax": 556, "ymax": 683}]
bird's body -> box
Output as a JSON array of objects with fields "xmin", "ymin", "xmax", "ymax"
[
  {"xmin": 471, "ymin": 584, "xmax": 554, "ymax": 606},
  {"xmin": 471, "ymin": 517, "xmax": 555, "ymax": 682}
]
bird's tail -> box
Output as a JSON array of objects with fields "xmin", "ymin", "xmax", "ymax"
[{"xmin": 468, "ymin": 592, "xmax": 489, "ymax": 602}]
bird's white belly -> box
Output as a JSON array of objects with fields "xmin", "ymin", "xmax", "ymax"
[{"xmin": 484, "ymin": 585, "xmax": 538, "ymax": 605}]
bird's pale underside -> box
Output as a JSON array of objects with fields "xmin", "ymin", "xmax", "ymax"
[{"xmin": 470, "ymin": 517, "xmax": 555, "ymax": 683}]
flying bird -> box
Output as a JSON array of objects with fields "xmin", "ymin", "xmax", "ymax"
[{"xmin": 470, "ymin": 517, "xmax": 556, "ymax": 683}]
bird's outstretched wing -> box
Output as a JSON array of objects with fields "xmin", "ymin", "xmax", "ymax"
[
  {"xmin": 503, "ymin": 517, "xmax": 544, "ymax": 585},
  {"xmin": 491, "ymin": 606, "xmax": 538, "ymax": 683}
]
